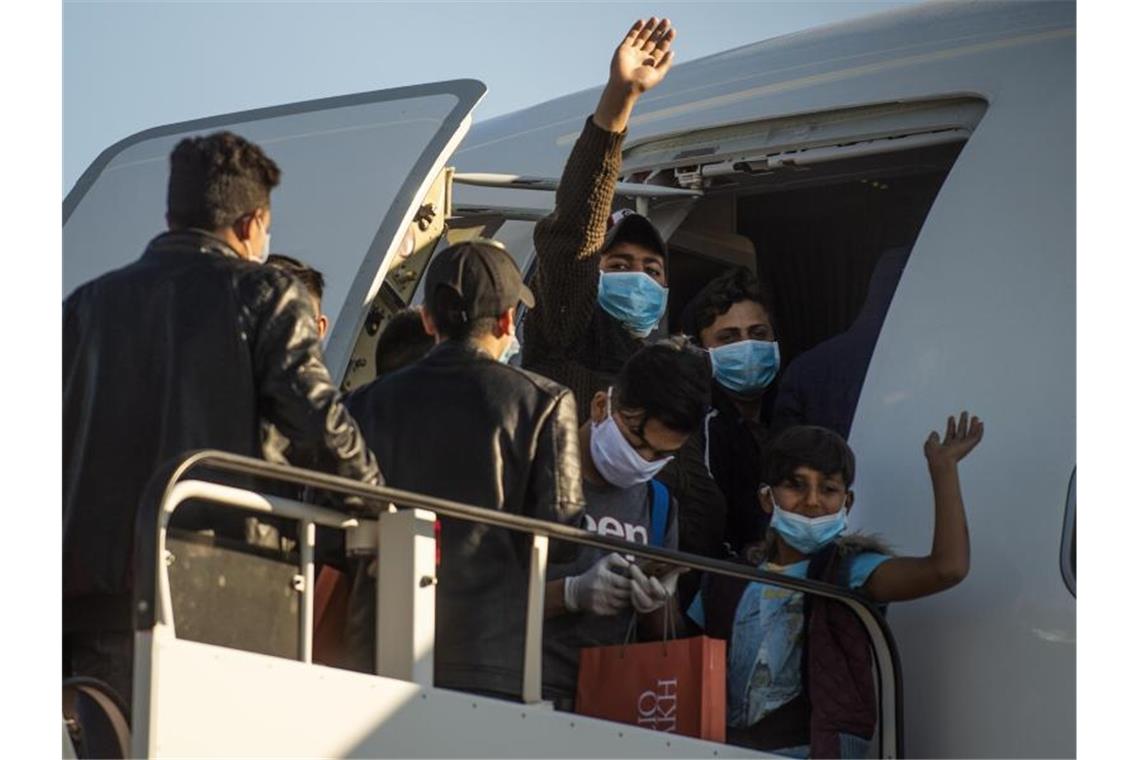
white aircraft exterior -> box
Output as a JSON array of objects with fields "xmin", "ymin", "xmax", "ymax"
[{"xmin": 63, "ymin": 1, "xmax": 1075, "ymax": 757}]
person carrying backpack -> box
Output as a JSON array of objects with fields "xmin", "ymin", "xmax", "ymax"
[{"xmin": 542, "ymin": 339, "xmax": 711, "ymax": 710}]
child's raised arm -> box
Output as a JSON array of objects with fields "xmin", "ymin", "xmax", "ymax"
[{"xmin": 861, "ymin": 411, "xmax": 984, "ymax": 603}]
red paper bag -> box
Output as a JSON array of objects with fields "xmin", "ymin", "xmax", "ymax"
[
  {"xmin": 313, "ymin": 565, "xmax": 350, "ymax": 668},
  {"xmin": 575, "ymin": 634, "xmax": 726, "ymax": 742}
]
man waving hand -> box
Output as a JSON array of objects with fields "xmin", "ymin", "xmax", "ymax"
[{"xmin": 522, "ymin": 17, "xmax": 678, "ymax": 417}]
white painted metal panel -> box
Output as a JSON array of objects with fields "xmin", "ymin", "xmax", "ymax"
[
  {"xmin": 146, "ymin": 637, "xmax": 770, "ymax": 758},
  {"xmin": 846, "ymin": 21, "xmax": 1075, "ymax": 758}
]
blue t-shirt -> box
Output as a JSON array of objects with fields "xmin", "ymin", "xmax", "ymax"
[{"xmin": 687, "ymin": 551, "xmax": 890, "ymax": 728}]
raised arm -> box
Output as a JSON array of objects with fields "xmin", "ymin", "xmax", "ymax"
[
  {"xmin": 862, "ymin": 411, "xmax": 984, "ymax": 603},
  {"xmin": 527, "ymin": 18, "xmax": 676, "ymax": 350}
]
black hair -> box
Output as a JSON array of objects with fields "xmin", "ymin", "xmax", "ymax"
[
  {"xmin": 375, "ymin": 308, "xmax": 435, "ymax": 377},
  {"xmin": 167, "ymin": 131, "xmax": 281, "ymax": 231},
  {"xmin": 613, "ymin": 337, "xmax": 711, "ymax": 435},
  {"xmin": 424, "ymin": 286, "xmax": 498, "ymax": 342},
  {"xmin": 680, "ymin": 266, "xmax": 777, "ymax": 344},
  {"xmin": 265, "ymin": 254, "xmax": 325, "ymax": 302},
  {"xmin": 760, "ymin": 425, "xmax": 856, "ymax": 489}
]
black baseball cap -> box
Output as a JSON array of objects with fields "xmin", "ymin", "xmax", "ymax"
[
  {"xmin": 423, "ymin": 238, "xmax": 534, "ymax": 322},
  {"xmin": 602, "ymin": 208, "xmax": 668, "ymax": 259}
]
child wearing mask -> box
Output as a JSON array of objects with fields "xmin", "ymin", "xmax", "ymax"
[
  {"xmin": 687, "ymin": 414, "xmax": 984, "ymax": 758},
  {"xmin": 541, "ymin": 339, "xmax": 711, "ymax": 710}
]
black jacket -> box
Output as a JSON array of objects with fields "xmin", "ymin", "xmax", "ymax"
[
  {"xmin": 344, "ymin": 339, "xmax": 585, "ymax": 697},
  {"xmin": 657, "ymin": 384, "xmax": 768, "ymax": 609},
  {"xmin": 63, "ymin": 230, "xmax": 381, "ymax": 631},
  {"xmin": 707, "ymin": 384, "xmax": 770, "ymax": 550}
]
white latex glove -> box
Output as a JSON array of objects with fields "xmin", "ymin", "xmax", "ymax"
[
  {"xmin": 564, "ymin": 552, "xmax": 632, "ymax": 615},
  {"xmin": 629, "ymin": 564, "xmax": 681, "ymax": 614}
]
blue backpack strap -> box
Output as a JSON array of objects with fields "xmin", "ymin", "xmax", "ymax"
[{"xmin": 649, "ymin": 479, "xmax": 669, "ymax": 548}]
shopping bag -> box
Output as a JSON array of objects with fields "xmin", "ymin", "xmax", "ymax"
[
  {"xmin": 313, "ymin": 565, "xmax": 350, "ymax": 667},
  {"xmin": 575, "ymin": 628, "xmax": 726, "ymax": 742}
]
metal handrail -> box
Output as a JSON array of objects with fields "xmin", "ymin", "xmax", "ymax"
[{"xmin": 135, "ymin": 449, "xmax": 905, "ymax": 757}]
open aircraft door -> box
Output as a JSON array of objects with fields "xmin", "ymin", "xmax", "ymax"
[{"xmin": 63, "ymin": 79, "xmax": 487, "ymax": 380}]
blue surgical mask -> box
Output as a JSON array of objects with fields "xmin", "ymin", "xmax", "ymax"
[
  {"xmin": 498, "ymin": 333, "xmax": 521, "ymax": 364},
  {"xmin": 597, "ymin": 271, "xmax": 668, "ymax": 338},
  {"xmin": 590, "ymin": 387, "xmax": 673, "ymax": 488},
  {"xmin": 709, "ymin": 340, "xmax": 780, "ymax": 395},
  {"xmin": 764, "ymin": 486, "xmax": 847, "ymax": 554}
]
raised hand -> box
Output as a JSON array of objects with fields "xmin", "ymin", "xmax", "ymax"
[
  {"xmin": 594, "ymin": 18, "xmax": 678, "ymax": 132},
  {"xmin": 611, "ymin": 17, "xmax": 676, "ymax": 95},
  {"xmin": 924, "ymin": 410, "xmax": 984, "ymax": 468}
]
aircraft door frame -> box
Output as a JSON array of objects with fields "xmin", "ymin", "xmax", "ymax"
[{"xmin": 63, "ymin": 79, "xmax": 487, "ymax": 382}]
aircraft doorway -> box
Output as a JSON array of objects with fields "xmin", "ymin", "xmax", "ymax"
[
  {"xmin": 663, "ymin": 141, "xmax": 963, "ymax": 365},
  {"xmin": 624, "ymin": 98, "xmax": 984, "ymax": 432}
]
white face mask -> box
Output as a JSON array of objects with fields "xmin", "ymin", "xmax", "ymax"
[
  {"xmin": 498, "ymin": 333, "xmax": 521, "ymax": 364},
  {"xmin": 247, "ymin": 216, "xmax": 270, "ymax": 263},
  {"xmin": 589, "ymin": 387, "xmax": 673, "ymax": 488}
]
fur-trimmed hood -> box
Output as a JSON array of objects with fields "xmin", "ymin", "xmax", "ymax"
[{"xmin": 834, "ymin": 531, "xmax": 893, "ymax": 558}]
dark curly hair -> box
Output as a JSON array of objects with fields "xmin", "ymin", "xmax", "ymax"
[
  {"xmin": 167, "ymin": 131, "xmax": 281, "ymax": 231},
  {"xmin": 680, "ymin": 266, "xmax": 776, "ymax": 345},
  {"xmin": 760, "ymin": 425, "xmax": 856, "ymax": 489},
  {"xmin": 614, "ymin": 337, "xmax": 711, "ymax": 435}
]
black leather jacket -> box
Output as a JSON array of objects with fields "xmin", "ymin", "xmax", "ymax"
[
  {"xmin": 63, "ymin": 230, "xmax": 381, "ymax": 631},
  {"xmin": 344, "ymin": 339, "xmax": 585, "ymax": 697}
]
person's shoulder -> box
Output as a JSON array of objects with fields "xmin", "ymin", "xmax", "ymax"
[
  {"xmin": 232, "ymin": 258, "xmax": 307, "ymax": 313},
  {"xmin": 344, "ymin": 366, "xmax": 411, "ymax": 407},
  {"xmin": 781, "ymin": 332, "xmax": 852, "ymax": 381},
  {"xmin": 233, "ymin": 256, "xmax": 295, "ymax": 291},
  {"xmin": 64, "ymin": 278, "xmax": 95, "ymax": 309},
  {"xmin": 64, "ymin": 254, "xmax": 148, "ymax": 304},
  {"xmin": 500, "ymin": 363, "xmax": 575, "ymax": 402},
  {"xmin": 837, "ymin": 534, "xmax": 894, "ymax": 589}
]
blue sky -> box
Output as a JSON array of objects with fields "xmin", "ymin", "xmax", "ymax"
[{"xmin": 64, "ymin": 1, "xmax": 922, "ymax": 193}]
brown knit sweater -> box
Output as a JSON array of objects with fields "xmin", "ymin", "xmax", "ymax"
[
  {"xmin": 520, "ymin": 116, "xmax": 735, "ymax": 571},
  {"xmin": 521, "ymin": 117, "xmax": 643, "ymax": 421}
]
